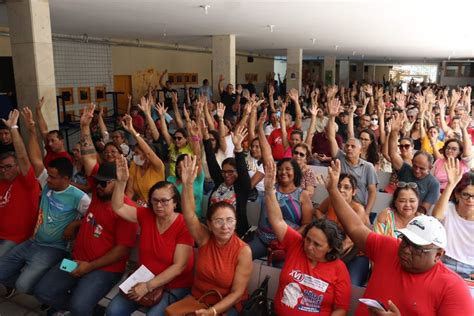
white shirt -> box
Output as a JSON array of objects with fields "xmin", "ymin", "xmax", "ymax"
[{"xmin": 442, "ymin": 203, "xmax": 474, "ymax": 266}]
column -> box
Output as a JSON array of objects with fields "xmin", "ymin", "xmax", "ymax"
[
  {"xmin": 355, "ymin": 61, "xmax": 364, "ymax": 82},
  {"xmin": 6, "ymin": 0, "xmax": 58, "ymax": 130},
  {"xmin": 212, "ymin": 35, "xmax": 235, "ymax": 98},
  {"xmin": 323, "ymin": 56, "xmax": 336, "ymax": 85},
  {"xmin": 339, "ymin": 60, "xmax": 350, "ymax": 87},
  {"xmin": 286, "ymin": 48, "xmax": 302, "ymax": 93}
]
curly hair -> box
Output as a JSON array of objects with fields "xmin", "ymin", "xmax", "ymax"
[
  {"xmin": 302, "ymin": 219, "xmax": 345, "ymax": 261},
  {"xmin": 359, "ymin": 129, "xmax": 379, "ymax": 166}
]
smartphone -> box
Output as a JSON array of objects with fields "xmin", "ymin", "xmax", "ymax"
[
  {"xmin": 359, "ymin": 298, "xmax": 387, "ymax": 311},
  {"xmin": 60, "ymin": 258, "xmax": 78, "ymax": 273}
]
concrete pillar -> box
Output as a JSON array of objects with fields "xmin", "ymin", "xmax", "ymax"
[
  {"xmin": 323, "ymin": 56, "xmax": 336, "ymax": 85},
  {"xmin": 212, "ymin": 35, "xmax": 235, "ymax": 98},
  {"xmin": 286, "ymin": 48, "xmax": 302, "ymax": 93},
  {"xmin": 355, "ymin": 61, "xmax": 364, "ymax": 82},
  {"xmin": 339, "ymin": 60, "xmax": 350, "ymax": 87},
  {"xmin": 6, "ymin": 0, "xmax": 58, "ymax": 130}
]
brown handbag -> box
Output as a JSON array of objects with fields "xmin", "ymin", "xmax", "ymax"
[
  {"xmin": 165, "ymin": 289, "xmax": 223, "ymax": 316},
  {"xmin": 121, "ymin": 285, "xmax": 164, "ymax": 307}
]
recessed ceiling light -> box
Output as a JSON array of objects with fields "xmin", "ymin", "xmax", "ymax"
[
  {"xmin": 335, "ymin": 45, "xmax": 339, "ymax": 51},
  {"xmin": 352, "ymin": 51, "xmax": 356, "ymax": 56},
  {"xmin": 267, "ymin": 25, "xmax": 275, "ymax": 32},
  {"xmin": 311, "ymin": 38, "xmax": 316, "ymax": 45},
  {"xmin": 199, "ymin": 4, "xmax": 210, "ymax": 14}
]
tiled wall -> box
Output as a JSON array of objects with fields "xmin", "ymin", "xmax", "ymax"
[{"xmin": 53, "ymin": 40, "xmax": 113, "ymax": 121}]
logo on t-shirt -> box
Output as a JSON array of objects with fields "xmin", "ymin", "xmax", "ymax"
[
  {"xmin": 282, "ymin": 270, "xmax": 328, "ymax": 313},
  {"xmin": 86, "ymin": 213, "xmax": 103, "ymax": 238}
]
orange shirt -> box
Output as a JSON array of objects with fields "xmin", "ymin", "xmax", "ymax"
[{"xmin": 192, "ymin": 234, "xmax": 248, "ymax": 309}]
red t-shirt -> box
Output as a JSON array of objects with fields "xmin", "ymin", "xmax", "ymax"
[
  {"xmin": 72, "ymin": 177, "xmax": 137, "ymax": 272},
  {"xmin": 268, "ymin": 126, "xmax": 295, "ymax": 161},
  {"xmin": 357, "ymin": 232, "xmax": 474, "ymax": 316},
  {"xmin": 136, "ymin": 207, "xmax": 194, "ymax": 289},
  {"xmin": 43, "ymin": 147, "xmax": 73, "ymax": 168},
  {"xmin": 275, "ymin": 227, "xmax": 351, "ymax": 315},
  {"xmin": 132, "ymin": 114, "xmax": 145, "ymax": 135},
  {"xmin": 0, "ymin": 166, "xmax": 40, "ymax": 243}
]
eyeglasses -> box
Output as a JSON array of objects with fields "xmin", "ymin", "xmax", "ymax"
[
  {"xmin": 460, "ymin": 192, "xmax": 474, "ymax": 200},
  {"xmin": 399, "ymin": 235, "xmax": 439, "ymax": 256},
  {"xmin": 0, "ymin": 164, "xmax": 16, "ymax": 171},
  {"xmin": 212, "ymin": 217, "xmax": 236, "ymax": 227},
  {"xmin": 150, "ymin": 197, "xmax": 174, "ymax": 206},
  {"xmin": 337, "ymin": 184, "xmax": 353, "ymax": 191},
  {"xmin": 103, "ymin": 151, "xmax": 119, "ymax": 156},
  {"xmin": 97, "ymin": 180, "xmax": 114, "ymax": 188},
  {"xmin": 221, "ymin": 169, "xmax": 237, "ymax": 175},
  {"xmin": 408, "ymin": 115, "xmax": 414, "ymax": 119},
  {"xmin": 399, "ymin": 144, "xmax": 411, "ymax": 150},
  {"xmin": 397, "ymin": 182, "xmax": 418, "ymax": 189},
  {"xmin": 174, "ymin": 136, "xmax": 184, "ymax": 141},
  {"xmin": 292, "ymin": 150, "xmax": 306, "ymax": 158},
  {"xmin": 445, "ymin": 146, "xmax": 459, "ymax": 152}
]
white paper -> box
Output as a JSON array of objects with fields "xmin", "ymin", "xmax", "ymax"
[
  {"xmin": 119, "ymin": 265, "xmax": 155, "ymax": 293},
  {"xmin": 359, "ymin": 298, "xmax": 386, "ymax": 311}
]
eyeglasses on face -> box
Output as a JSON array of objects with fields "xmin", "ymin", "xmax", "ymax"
[
  {"xmin": 0, "ymin": 164, "xmax": 16, "ymax": 171},
  {"xmin": 460, "ymin": 192, "xmax": 474, "ymax": 201},
  {"xmin": 221, "ymin": 169, "xmax": 237, "ymax": 175},
  {"xmin": 292, "ymin": 150, "xmax": 306, "ymax": 158},
  {"xmin": 397, "ymin": 181, "xmax": 418, "ymax": 189},
  {"xmin": 150, "ymin": 197, "xmax": 174, "ymax": 206},
  {"xmin": 337, "ymin": 184, "xmax": 353, "ymax": 191},
  {"xmin": 212, "ymin": 217, "xmax": 236, "ymax": 227},
  {"xmin": 398, "ymin": 235, "xmax": 439, "ymax": 256},
  {"xmin": 174, "ymin": 136, "xmax": 184, "ymax": 141},
  {"xmin": 445, "ymin": 145, "xmax": 459, "ymax": 152},
  {"xmin": 398, "ymin": 144, "xmax": 411, "ymax": 150}
]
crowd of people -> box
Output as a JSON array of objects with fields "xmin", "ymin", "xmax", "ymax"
[{"xmin": 0, "ymin": 73, "xmax": 473, "ymax": 316}]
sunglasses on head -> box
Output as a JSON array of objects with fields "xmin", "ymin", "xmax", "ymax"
[{"xmin": 397, "ymin": 181, "xmax": 417, "ymax": 189}]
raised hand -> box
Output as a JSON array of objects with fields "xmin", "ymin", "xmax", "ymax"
[
  {"xmin": 269, "ymin": 85, "xmax": 275, "ymax": 96},
  {"xmin": 116, "ymin": 155, "xmax": 129, "ymax": 183},
  {"xmin": 459, "ymin": 113, "xmax": 471, "ymax": 130},
  {"xmin": 389, "ymin": 111, "xmax": 405, "ymax": 133},
  {"xmin": 80, "ymin": 103, "xmax": 96, "ymax": 127},
  {"xmin": 188, "ymin": 120, "xmax": 201, "ymax": 139},
  {"xmin": 327, "ymin": 98, "xmax": 341, "ymax": 117},
  {"xmin": 200, "ymin": 116, "xmax": 209, "ymax": 139},
  {"xmin": 257, "ymin": 109, "xmax": 267, "ymax": 129},
  {"xmin": 121, "ymin": 114, "xmax": 135, "ymax": 133},
  {"xmin": 2, "ymin": 109, "xmax": 19, "ymax": 128},
  {"xmin": 218, "ymin": 74, "xmax": 225, "ymax": 82},
  {"xmin": 263, "ymin": 161, "xmax": 277, "ymax": 191},
  {"xmin": 181, "ymin": 155, "xmax": 198, "ymax": 186},
  {"xmin": 20, "ymin": 107, "xmax": 35, "ymax": 130},
  {"xmin": 231, "ymin": 125, "xmax": 248, "ymax": 149},
  {"xmin": 171, "ymin": 91, "xmax": 178, "ymax": 104},
  {"xmin": 154, "ymin": 102, "xmax": 167, "ymax": 116},
  {"xmin": 444, "ymin": 157, "xmax": 463, "ymax": 186},
  {"xmin": 216, "ymin": 102, "xmax": 225, "ymax": 119},
  {"xmin": 183, "ymin": 105, "xmax": 191, "ymax": 121},
  {"xmin": 138, "ymin": 96, "xmax": 151, "ymax": 115},
  {"xmin": 326, "ymin": 159, "xmax": 341, "ymax": 190},
  {"xmin": 36, "ymin": 96, "xmax": 45, "ymax": 110},
  {"xmin": 288, "ymin": 88, "xmax": 299, "ymax": 102},
  {"xmin": 308, "ymin": 104, "xmax": 318, "ymax": 117}
]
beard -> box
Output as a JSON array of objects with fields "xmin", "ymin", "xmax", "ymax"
[{"xmin": 96, "ymin": 190, "xmax": 112, "ymax": 201}]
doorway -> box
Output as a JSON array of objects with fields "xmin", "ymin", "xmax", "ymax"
[{"xmin": 113, "ymin": 75, "xmax": 132, "ymax": 114}]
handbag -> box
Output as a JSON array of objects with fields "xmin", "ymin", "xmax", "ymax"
[
  {"xmin": 121, "ymin": 284, "xmax": 164, "ymax": 307},
  {"xmin": 165, "ymin": 289, "xmax": 223, "ymax": 316},
  {"xmin": 239, "ymin": 275, "xmax": 270, "ymax": 316}
]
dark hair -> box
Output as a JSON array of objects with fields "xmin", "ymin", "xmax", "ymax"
[
  {"xmin": 442, "ymin": 138, "xmax": 463, "ymax": 159},
  {"xmin": 0, "ymin": 151, "xmax": 16, "ymax": 162},
  {"xmin": 0, "ymin": 121, "xmax": 9, "ymax": 130},
  {"xmin": 174, "ymin": 128, "xmax": 188, "ymax": 140},
  {"xmin": 399, "ymin": 137, "xmax": 414, "ymax": 146},
  {"xmin": 48, "ymin": 157, "xmax": 73, "ymax": 178},
  {"xmin": 48, "ymin": 130, "xmax": 64, "ymax": 140},
  {"xmin": 208, "ymin": 130, "xmax": 221, "ymax": 153},
  {"xmin": 339, "ymin": 173, "xmax": 357, "ymax": 190},
  {"xmin": 104, "ymin": 142, "xmax": 123, "ymax": 155},
  {"xmin": 413, "ymin": 150, "xmax": 434, "ymax": 166},
  {"xmin": 277, "ymin": 158, "xmax": 302, "ymax": 187},
  {"xmin": 147, "ymin": 181, "xmax": 181, "ymax": 213},
  {"xmin": 290, "ymin": 129, "xmax": 304, "ymax": 140},
  {"xmin": 302, "ymin": 219, "xmax": 345, "ymax": 261},
  {"xmin": 222, "ymin": 157, "xmax": 237, "ymax": 170},
  {"xmin": 293, "ymin": 143, "xmax": 311, "ymax": 163},
  {"xmin": 453, "ymin": 171, "xmax": 474, "ymax": 203},
  {"xmin": 359, "ymin": 129, "xmax": 379, "ymax": 165},
  {"xmin": 175, "ymin": 154, "xmax": 189, "ymax": 180},
  {"xmin": 206, "ymin": 201, "xmax": 236, "ymax": 222},
  {"xmin": 390, "ymin": 186, "xmax": 420, "ymax": 211}
]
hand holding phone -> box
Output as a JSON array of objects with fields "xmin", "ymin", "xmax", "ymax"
[
  {"xmin": 359, "ymin": 298, "xmax": 387, "ymax": 311},
  {"xmin": 60, "ymin": 258, "xmax": 78, "ymax": 273}
]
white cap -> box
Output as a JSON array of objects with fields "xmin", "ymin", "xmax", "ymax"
[{"xmin": 398, "ymin": 215, "xmax": 447, "ymax": 249}]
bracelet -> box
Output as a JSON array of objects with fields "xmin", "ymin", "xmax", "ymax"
[
  {"xmin": 10, "ymin": 125, "xmax": 18, "ymax": 129},
  {"xmin": 135, "ymin": 133, "xmax": 140, "ymax": 138},
  {"xmin": 191, "ymin": 135, "xmax": 201, "ymax": 142},
  {"xmin": 211, "ymin": 307, "xmax": 217, "ymax": 316}
]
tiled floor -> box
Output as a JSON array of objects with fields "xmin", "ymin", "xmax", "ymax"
[{"xmin": 0, "ymin": 286, "xmax": 44, "ymax": 316}]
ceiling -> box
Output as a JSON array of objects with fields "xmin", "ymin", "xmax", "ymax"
[{"xmin": 1, "ymin": 0, "xmax": 474, "ymax": 60}]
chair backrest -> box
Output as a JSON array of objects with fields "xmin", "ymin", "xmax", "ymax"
[
  {"xmin": 247, "ymin": 201, "xmax": 261, "ymax": 227},
  {"xmin": 376, "ymin": 171, "xmax": 392, "ymax": 191},
  {"xmin": 309, "ymin": 165, "xmax": 328, "ymax": 178},
  {"xmin": 248, "ymin": 260, "xmax": 263, "ymax": 294},
  {"xmin": 348, "ymin": 285, "xmax": 366, "ymax": 316},
  {"xmin": 259, "ymin": 264, "xmax": 282, "ymax": 300},
  {"xmin": 372, "ymin": 192, "xmax": 393, "ymax": 215}
]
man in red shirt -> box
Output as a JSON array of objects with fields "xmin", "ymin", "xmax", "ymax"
[
  {"xmin": 0, "ymin": 110, "xmax": 40, "ymax": 257},
  {"xmin": 326, "ymin": 160, "xmax": 473, "ymax": 316},
  {"xmin": 35, "ymin": 97, "xmax": 72, "ymax": 167},
  {"xmin": 34, "ymin": 104, "xmax": 137, "ymax": 315}
]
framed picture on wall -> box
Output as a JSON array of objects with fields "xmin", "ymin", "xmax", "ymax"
[
  {"xmin": 95, "ymin": 86, "xmax": 107, "ymax": 102},
  {"xmin": 78, "ymin": 87, "xmax": 91, "ymax": 104},
  {"xmin": 59, "ymin": 87, "xmax": 74, "ymax": 105}
]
